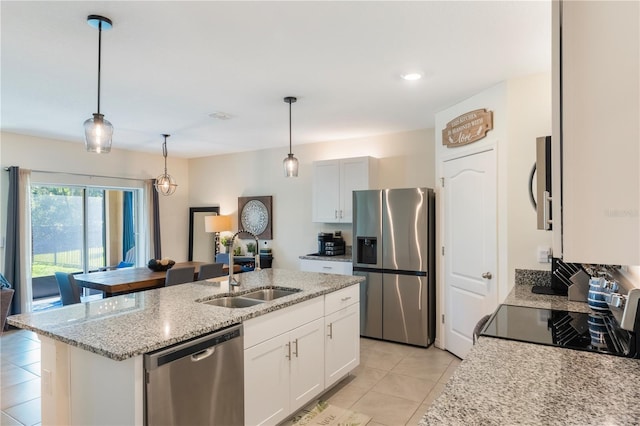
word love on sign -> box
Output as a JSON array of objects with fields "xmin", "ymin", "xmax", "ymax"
[{"xmin": 442, "ymin": 109, "xmax": 493, "ymax": 147}]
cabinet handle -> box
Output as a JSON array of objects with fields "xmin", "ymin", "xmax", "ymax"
[
  {"xmin": 335, "ymin": 209, "xmax": 338, "ymax": 219},
  {"xmin": 543, "ymin": 190, "xmax": 552, "ymax": 230},
  {"xmin": 341, "ymin": 296, "xmax": 352, "ymax": 302},
  {"xmin": 327, "ymin": 323, "xmax": 333, "ymax": 339},
  {"xmin": 322, "ymin": 266, "xmax": 333, "ymax": 270},
  {"xmin": 340, "ymin": 210, "xmax": 343, "ymax": 218},
  {"xmin": 293, "ymin": 338, "xmax": 299, "ymax": 358},
  {"xmin": 285, "ymin": 342, "xmax": 291, "ymax": 360}
]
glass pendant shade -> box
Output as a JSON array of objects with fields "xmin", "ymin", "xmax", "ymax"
[
  {"xmin": 283, "ymin": 96, "xmax": 299, "ymax": 177},
  {"xmin": 283, "ymin": 153, "xmax": 299, "ymax": 177},
  {"xmin": 154, "ymin": 134, "xmax": 177, "ymax": 196},
  {"xmin": 84, "ymin": 113, "xmax": 113, "ymax": 153},
  {"xmin": 155, "ymin": 174, "xmax": 177, "ymax": 196}
]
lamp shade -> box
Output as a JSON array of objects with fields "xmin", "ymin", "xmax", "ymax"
[
  {"xmin": 84, "ymin": 113, "xmax": 113, "ymax": 153},
  {"xmin": 283, "ymin": 153, "xmax": 299, "ymax": 177},
  {"xmin": 204, "ymin": 215, "xmax": 232, "ymax": 233}
]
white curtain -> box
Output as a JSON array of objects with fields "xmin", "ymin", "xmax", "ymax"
[{"xmin": 18, "ymin": 169, "xmax": 33, "ymax": 313}]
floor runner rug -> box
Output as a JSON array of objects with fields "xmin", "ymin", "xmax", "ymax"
[{"xmin": 287, "ymin": 400, "xmax": 371, "ymax": 426}]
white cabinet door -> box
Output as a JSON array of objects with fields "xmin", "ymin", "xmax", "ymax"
[
  {"xmin": 289, "ymin": 318, "xmax": 325, "ymax": 413},
  {"xmin": 312, "ymin": 160, "xmax": 341, "ymax": 222},
  {"xmin": 324, "ymin": 303, "xmax": 360, "ymax": 388},
  {"xmin": 312, "ymin": 157, "xmax": 376, "ymax": 223},
  {"xmin": 244, "ymin": 333, "xmax": 291, "ymax": 426},
  {"xmin": 340, "ymin": 158, "xmax": 370, "ymax": 223},
  {"xmin": 555, "ymin": 0, "xmax": 639, "ymax": 265}
]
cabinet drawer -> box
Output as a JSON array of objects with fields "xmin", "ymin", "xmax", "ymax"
[
  {"xmin": 299, "ymin": 259, "xmax": 353, "ymax": 275},
  {"xmin": 244, "ymin": 297, "xmax": 324, "ymax": 349},
  {"xmin": 325, "ymin": 284, "xmax": 359, "ymax": 315}
]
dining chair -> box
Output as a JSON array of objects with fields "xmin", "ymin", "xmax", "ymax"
[
  {"xmin": 197, "ymin": 263, "xmax": 225, "ymax": 280},
  {"xmin": 165, "ymin": 266, "xmax": 196, "ymax": 286},
  {"xmin": 54, "ymin": 272, "xmax": 81, "ymax": 306}
]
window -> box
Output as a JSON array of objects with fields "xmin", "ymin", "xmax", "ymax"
[{"xmin": 30, "ymin": 185, "xmax": 139, "ymax": 307}]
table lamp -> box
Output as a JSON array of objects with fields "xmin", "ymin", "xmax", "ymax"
[{"xmin": 204, "ymin": 215, "xmax": 232, "ymax": 258}]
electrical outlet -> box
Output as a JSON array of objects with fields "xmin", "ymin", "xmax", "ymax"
[{"xmin": 537, "ymin": 246, "xmax": 551, "ymax": 263}]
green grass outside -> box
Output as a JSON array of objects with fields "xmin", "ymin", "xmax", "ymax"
[
  {"xmin": 32, "ymin": 248, "xmax": 105, "ymax": 277},
  {"xmin": 32, "ymin": 262, "xmax": 79, "ymax": 277}
]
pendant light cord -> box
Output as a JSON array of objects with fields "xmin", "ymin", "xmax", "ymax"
[
  {"xmin": 289, "ymin": 101, "xmax": 292, "ymax": 155},
  {"xmin": 97, "ymin": 21, "xmax": 102, "ymax": 115},
  {"xmin": 162, "ymin": 135, "xmax": 169, "ymax": 174}
]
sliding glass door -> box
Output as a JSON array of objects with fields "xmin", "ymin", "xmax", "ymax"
[{"xmin": 30, "ymin": 185, "xmax": 139, "ymax": 306}]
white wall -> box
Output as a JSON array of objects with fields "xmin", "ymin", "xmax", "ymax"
[
  {"xmin": 506, "ymin": 73, "xmax": 553, "ymax": 278},
  {"xmin": 0, "ymin": 132, "xmax": 191, "ymax": 264},
  {"xmin": 188, "ymin": 128, "xmax": 436, "ymax": 270}
]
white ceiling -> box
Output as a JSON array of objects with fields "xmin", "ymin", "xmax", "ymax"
[{"xmin": 1, "ymin": 1, "xmax": 551, "ymax": 159}]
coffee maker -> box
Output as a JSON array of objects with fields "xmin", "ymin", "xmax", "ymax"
[{"xmin": 317, "ymin": 231, "xmax": 345, "ymax": 256}]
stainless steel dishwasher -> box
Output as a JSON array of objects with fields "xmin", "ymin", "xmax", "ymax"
[{"xmin": 144, "ymin": 324, "xmax": 244, "ymax": 425}]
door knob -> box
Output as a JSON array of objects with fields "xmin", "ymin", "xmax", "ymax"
[{"xmin": 482, "ymin": 272, "xmax": 492, "ymax": 279}]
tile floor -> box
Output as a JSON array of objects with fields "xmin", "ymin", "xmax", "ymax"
[
  {"xmin": 0, "ymin": 328, "xmax": 459, "ymax": 426},
  {"xmin": 1, "ymin": 329, "xmax": 41, "ymax": 426},
  {"xmin": 321, "ymin": 337, "xmax": 460, "ymax": 426}
]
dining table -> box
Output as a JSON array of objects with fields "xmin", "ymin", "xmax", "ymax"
[{"xmin": 74, "ymin": 262, "xmax": 208, "ymax": 297}]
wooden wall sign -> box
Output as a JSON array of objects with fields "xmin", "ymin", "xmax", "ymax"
[{"xmin": 442, "ymin": 109, "xmax": 493, "ymax": 147}]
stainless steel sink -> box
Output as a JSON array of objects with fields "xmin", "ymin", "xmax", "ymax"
[
  {"xmin": 203, "ymin": 297, "xmax": 264, "ymax": 308},
  {"xmin": 242, "ymin": 288, "xmax": 302, "ymax": 301}
]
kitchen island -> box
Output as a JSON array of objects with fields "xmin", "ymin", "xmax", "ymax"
[
  {"xmin": 420, "ymin": 281, "xmax": 640, "ymax": 425},
  {"xmin": 7, "ymin": 268, "xmax": 364, "ymax": 425}
]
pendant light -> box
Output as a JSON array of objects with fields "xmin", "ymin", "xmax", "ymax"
[
  {"xmin": 154, "ymin": 134, "xmax": 178, "ymax": 196},
  {"xmin": 84, "ymin": 15, "xmax": 114, "ymax": 153},
  {"xmin": 283, "ymin": 96, "xmax": 299, "ymax": 177}
]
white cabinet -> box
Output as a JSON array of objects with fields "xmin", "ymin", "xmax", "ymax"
[
  {"xmin": 244, "ymin": 332, "xmax": 290, "ymax": 426},
  {"xmin": 244, "ymin": 319, "xmax": 325, "ymax": 426},
  {"xmin": 244, "ymin": 286, "xmax": 360, "ymax": 425},
  {"xmin": 299, "ymin": 258, "xmax": 353, "ymax": 275},
  {"xmin": 324, "ymin": 286, "xmax": 360, "ymax": 388},
  {"xmin": 288, "ymin": 318, "xmax": 325, "ymax": 413},
  {"xmin": 553, "ymin": 1, "xmax": 639, "ymax": 265},
  {"xmin": 244, "ymin": 298, "xmax": 325, "ymax": 426},
  {"xmin": 312, "ymin": 157, "xmax": 377, "ymax": 223}
]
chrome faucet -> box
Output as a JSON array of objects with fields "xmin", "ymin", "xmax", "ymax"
[{"xmin": 227, "ymin": 230, "xmax": 261, "ymax": 286}]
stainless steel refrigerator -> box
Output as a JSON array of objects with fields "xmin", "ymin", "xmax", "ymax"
[{"xmin": 353, "ymin": 188, "xmax": 435, "ymax": 347}]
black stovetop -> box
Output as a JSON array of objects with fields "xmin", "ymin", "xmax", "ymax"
[{"xmin": 480, "ymin": 304, "xmax": 632, "ymax": 357}]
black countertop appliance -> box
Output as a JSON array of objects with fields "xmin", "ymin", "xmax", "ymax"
[{"xmin": 317, "ymin": 232, "xmax": 345, "ymax": 256}]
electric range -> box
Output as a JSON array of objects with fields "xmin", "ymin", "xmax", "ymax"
[
  {"xmin": 482, "ymin": 277, "xmax": 640, "ymax": 357},
  {"xmin": 480, "ymin": 304, "xmax": 635, "ymax": 357}
]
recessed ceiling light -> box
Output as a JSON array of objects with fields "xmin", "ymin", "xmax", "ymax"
[
  {"xmin": 401, "ymin": 72, "xmax": 422, "ymax": 81},
  {"xmin": 208, "ymin": 112, "xmax": 232, "ymax": 120}
]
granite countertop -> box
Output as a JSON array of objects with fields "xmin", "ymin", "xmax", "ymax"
[
  {"xmin": 7, "ymin": 268, "xmax": 363, "ymax": 361},
  {"xmin": 421, "ymin": 337, "xmax": 640, "ymax": 425},
  {"xmin": 420, "ymin": 278, "xmax": 640, "ymax": 425},
  {"xmin": 298, "ymin": 253, "xmax": 352, "ymax": 262},
  {"xmin": 504, "ymin": 283, "xmax": 593, "ymax": 314}
]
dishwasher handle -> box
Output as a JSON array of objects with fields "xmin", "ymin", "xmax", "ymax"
[
  {"xmin": 145, "ymin": 324, "xmax": 242, "ymax": 370},
  {"xmin": 191, "ymin": 347, "xmax": 215, "ymax": 362}
]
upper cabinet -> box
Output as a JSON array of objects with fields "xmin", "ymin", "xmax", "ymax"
[
  {"xmin": 553, "ymin": 0, "xmax": 639, "ymax": 265},
  {"xmin": 312, "ymin": 157, "xmax": 377, "ymax": 223}
]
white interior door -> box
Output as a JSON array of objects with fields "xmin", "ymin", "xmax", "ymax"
[{"xmin": 443, "ymin": 149, "xmax": 497, "ymax": 359}]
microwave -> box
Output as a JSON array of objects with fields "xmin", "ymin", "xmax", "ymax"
[{"xmin": 535, "ymin": 136, "xmax": 553, "ymax": 230}]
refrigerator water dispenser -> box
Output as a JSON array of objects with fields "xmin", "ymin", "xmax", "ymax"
[{"xmin": 357, "ymin": 237, "xmax": 377, "ymax": 264}]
